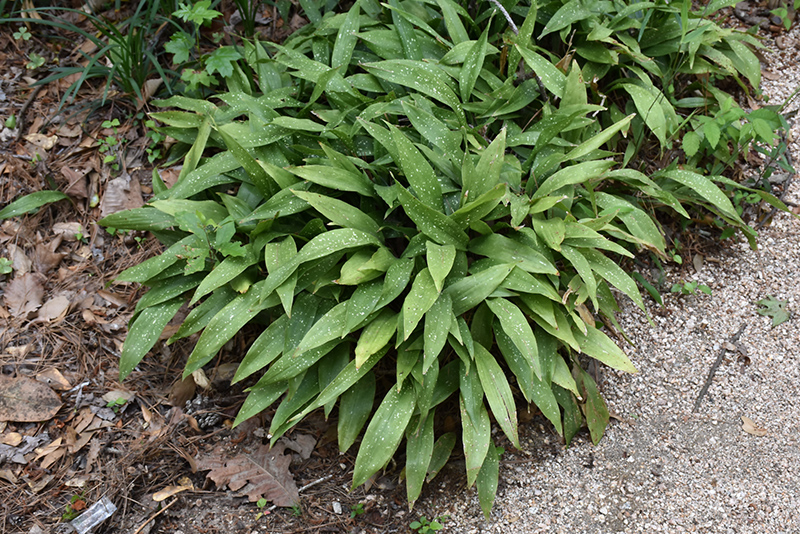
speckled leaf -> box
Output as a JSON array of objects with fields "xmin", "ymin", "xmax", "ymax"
[
  {"xmin": 426, "ymin": 241, "xmax": 456, "ymax": 293},
  {"xmin": 288, "ymin": 165, "xmax": 375, "ymax": 197},
  {"xmin": 389, "ymin": 124, "xmax": 443, "ymax": 210},
  {"xmin": 476, "ymin": 443, "xmax": 500, "ymax": 520},
  {"xmin": 423, "ymin": 293, "xmax": 452, "ymax": 373},
  {"xmin": 352, "ymin": 383, "xmax": 416, "ymax": 489},
  {"xmin": 577, "ymin": 366, "xmax": 609, "ymax": 445},
  {"xmin": 338, "ymin": 371, "xmax": 375, "ymax": 452},
  {"xmin": 446, "ymin": 263, "xmax": 515, "ymax": 316},
  {"xmin": 402, "ymin": 268, "xmax": 439, "ymax": 340},
  {"xmin": 121, "ymin": 296, "xmax": 185, "ymax": 380},
  {"xmin": 460, "ymin": 394, "xmax": 490, "ymax": 488},
  {"xmin": 514, "ymin": 44, "xmax": 566, "ymax": 99},
  {"xmin": 532, "ymin": 160, "xmax": 615, "ymax": 199},
  {"xmin": 232, "ymin": 316, "xmax": 288, "ymax": 384},
  {"xmin": 574, "ymin": 323, "xmax": 637, "ymax": 373},
  {"xmin": 474, "ymin": 343, "xmax": 520, "ymax": 448},
  {"xmin": 426, "ymin": 432, "xmax": 456, "ymax": 482},
  {"xmin": 355, "ymin": 309, "xmax": 398, "ymax": 367},
  {"xmin": 459, "ymin": 26, "xmax": 488, "ymax": 103},
  {"xmin": 291, "ymin": 190, "xmax": 380, "ymax": 236},
  {"xmin": 406, "ymin": 412, "xmax": 435, "ymax": 507},
  {"xmin": 487, "ymin": 298, "xmax": 542, "ymax": 380},
  {"xmin": 395, "ymin": 185, "xmax": 469, "ymax": 250}
]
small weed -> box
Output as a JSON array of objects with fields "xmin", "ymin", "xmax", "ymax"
[
  {"xmin": 97, "ymin": 119, "xmax": 124, "ymax": 171},
  {"xmin": 757, "ymin": 295, "xmax": 790, "ymax": 327},
  {"xmin": 26, "ymin": 52, "xmax": 45, "ymax": 70},
  {"xmin": 4, "ymin": 115, "xmax": 16, "ymax": 129},
  {"xmin": 13, "ymin": 26, "xmax": 31, "ymax": 41},
  {"xmin": 670, "ymin": 281, "xmax": 712, "ymax": 296},
  {"xmin": 291, "ymin": 504, "xmax": 303, "ymax": 517},
  {"xmin": 410, "ymin": 515, "xmax": 448, "ymax": 533},
  {"xmin": 0, "ymin": 257, "xmax": 13, "ymax": 275},
  {"xmin": 349, "ymin": 502, "xmax": 365, "ymax": 519},
  {"xmin": 254, "ymin": 497, "xmax": 270, "ymax": 520},
  {"xmin": 61, "ymin": 493, "xmax": 87, "ymax": 522},
  {"xmin": 105, "ymin": 397, "xmax": 128, "ymax": 412}
]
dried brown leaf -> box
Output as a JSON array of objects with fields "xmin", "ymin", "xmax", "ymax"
[
  {"xmin": 53, "ymin": 222, "xmax": 85, "ymax": 241},
  {"xmin": 99, "ymin": 175, "xmax": 143, "ymax": 218},
  {"xmin": 36, "ymin": 368, "xmax": 72, "ymax": 390},
  {"xmin": 741, "ymin": 416, "xmax": 768, "ymax": 437},
  {"xmin": 0, "ymin": 374, "xmax": 62, "ymax": 422},
  {"xmin": 36, "ymin": 294, "xmax": 70, "ymax": 322},
  {"xmin": 7, "ymin": 244, "xmax": 32, "ymax": 274},
  {"xmin": 196, "ymin": 443, "xmax": 300, "ymax": 506},
  {"xmin": 61, "ymin": 167, "xmax": 89, "ymax": 199},
  {"xmin": 168, "ymin": 376, "xmax": 196, "ymax": 407},
  {"xmin": 4, "ymin": 272, "xmax": 45, "ymax": 317},
  {"xmin": 280, "ymin": 434, "xmax": 316, "ymax": 460},
  {"xmin": 34, "ymin": 241, "xmax": 65, "ymax": 274},
  {"xmin": 153, "ymin": 481, "xmax": 193, "ymax": 502}
]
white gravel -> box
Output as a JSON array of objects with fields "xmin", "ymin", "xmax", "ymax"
[{"xmin": 428, "ymin": 24, "xmax": 800, "ymax": 534}]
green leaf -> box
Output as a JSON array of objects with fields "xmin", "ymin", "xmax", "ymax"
[
  {"xmin": 388, "ymin": 0, "xmax": 421, "ymax": 60},
  {"xmin": 403, "ymin": 268, "xmax": 439, "ymax": 340},
  {"xmin": 426, "ymin": 432, "xmax": 457, "ymax": 482},
  {"xmin": 117, "ymin": 235, "xmax": 200, "ymax": 283},
  {"xmin": 459, "ymin": 26, "xmax": 488, "ymax": 103},
  {"xmin": 423, "ymin": 293, "xmax": 453, "ymax": 373},
  {"xmin": 426, "ymin": 241, "xmax": 456, "ymax": 293},
  {"xmin": 395, "ymin": 185, "xmax": 469, "ymax": 250},
  {"xmin": 574, "ymin": 323, "xmax": 637, "ymax": 373},
  {"xmin": 581, "ymin": 248, "xmax": 646, "ymax": 313},
  {"xmin": 291, "ymin": 190, "xmax": 380, "ymax": 236},
  {"xmin": 539, "ymin": 0, "xmax": 592, "ymax": 38},
  {"xmin": 577, "ymin": 366, "xmax": 609, "ymax": 445},
  {"xmin": 435, "ymin": 0, "xmax": 470, "ymax": 44},
  {"xmin": 215, "ymin": 127, "xmax": 277, "ymax": 198},
  {"xmin": 553, "ymin": 384, "xmax": 582, "ymax": 445},
  {"xmin": 618, "ymin": 83, "xmax": 668, "ymax": 146},
  {"xmin": 294, "ymin": 302, "xmax": 349, "ymax": 357},
  {"xmin": 659, "ymin": 168, "xmax": 743, "ymax": 223},
  {"xmin": 487, "ymin": 298, "xmax": 542, "ymax": 381},
  {"xmin": 389, "ymin": 124, "xmax": 443, "ymax": 210},
  {"xmin": 289, "ymin": 165, "xmax": 375, "ymax": 197},
  {"xmin": 352, "ymin": 383, "xmax": 416, "ymax": 488},
  {"xmin": 363, "ymin": 60, "xmax": 465, "ymax": 124},
  {"xmin": 191, "ymin": 252, "xmax": 256, "ymax": 306},
  {"xmin": 514, "ymin": 44, "xmax": 566, "ymax": 99},
  {"xmin": 355, "ymin": 309, "xmax": 398, "ymax": 367},
  {"xmin": 446, "ymin": 263, "xmax": 515, "ymax": 315},
  {"xmin": 468, "ymin": 128, "xmax": 506, "ymax": 201},
  {"xmin": 406, "ymin": 412, "xmax": 435, "ymax": 507},
  {"xmin": 703, "ymin": 121, "xmax": 720, "ymax": 149},
  {"xmin": 205, "ymin": 46, "xmax": 243, "ymax": 78},
  {"xmin": 0, "ymin": 191, "xmax": 69, "ymax": 220},
  {"xmin": 233, "ymin": 378, "xmax": 287, "ymax": 427},
  {"xmin": 232, "ymin": 316, "xmax": 287, "ymax": 384},
  {"xmin": 460, "ymin": 393, "xmax": 491, "ymax": 488},
  {"xmin": 474, "ymin": 343, "xmax": 520, "ymax": 448},
  {"xmin": 469, "ymin": 234, "xmax": 558, "ymax": 275},
  {"xmin": 756, "ymin": 295, "xmax": 791, "ymax": 327},
  {"xmin": 331, "ymin": 0, "xmax": 360, "ymax": 69},
  {"xmin": 120, "ymin": 297, "xmax": 184, "ymax": 380},
  {"xmin": 532, "ymin": 217, "xmax": 566, "ymax": 252},
  {"xmin": 476, "ymin": 443, "xmax": 500, "ymax": 520},
  {"xmin": 338, "ymin": 371, "xmax": 376, "ymax": 452},
  {"xmin": 532, "ymin": 160, "xmax": 615, "ymax": 199},
  {"xmin": 345, "ymin": 279, "xmax": 383, "ymax": 333}
]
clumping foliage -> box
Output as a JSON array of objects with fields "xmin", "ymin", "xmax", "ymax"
[{"xmin": 99, "ymin": 0, "xmax": 791, "ymax": 518}]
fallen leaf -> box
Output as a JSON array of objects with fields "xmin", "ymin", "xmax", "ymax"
[
  {"xmin": 53, "ymin": 222, "xmax": 85, "ymax": 241},
  {"xmin": 36, "ymin": 294, "xmax": 71, "ymax": 322},
  {"xmin": 693, "ymin": 253, "xmax": 704, "ymax": 273},
  {"xmin": 196, "ymin": 443, "xmax": 301, "ymax": 506},
  {"xmin": 4, "ymin": 272, "xmax": 45, "ymax": 317},
  {"xmin": 35, "ymin": 368, "xmax": 72, "ymax": 390},
  {"xmin": 34, "ymin": 240, "xmax": 65, "ymax": 274},
  {"xmin": 24, "ymin": 133, "xmax": 57, "ymax": 150},
  {"xmin": 279, "ymin": 434, "xmax": 316, "ymax": 460},
  {"xmin": 97, "ymin": 289, "xmax": 127, "ymax": 308},
  {"xmin": 762, "ymin": 70, "xmax": 780, "ymax": 80},
  {"xmin": 168, "ymin": 376, "xmax": 196, "ymax": 407},
  {"xmin": 756, "ymin": 295, "xmax": 790, "ymax": 327},
  {"xmin": 99, "ymin": 175, "xmax": 144, "ymax": 218},
  {"xmin": 0, "ymin": 374, "xmax": 62, "ymax": 422},
  {"xmin": 153, "ymin": 480, "xmax": 193, "ymax": 502},
  {"xmin": 191, "ymin": 368, "xmax": 210, "ymax": 389},
  {"xmin": 101, "ymin": 389, "xmax": 135, "ymax": 404},
  {"xmin": 2, "ymin": 432, "xmax": 23, "ymax": 446},
  {"xmin": 741, "ymin": 416, "xmax": 768, "ymax": 437},
  {"xmin": 7, "ymin": 244, "xmax": 32, "ymax": 273},
  {"xmin": 61, "ymin": 167, "xmax": 89, "ymax": 199}
]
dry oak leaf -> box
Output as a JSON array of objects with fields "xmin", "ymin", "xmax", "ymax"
[
  {"xmin": 741, "ymin": 416, "xmax": 768, "ymax": 437},
  {"xmin": 196, "ymin": 442, "xmax": 300, "ymax": 507},
  {"xmin": 0, "ymin": 374, "xmax": 62, "ymax": 422},
  {"xmin": 4, "ymin": 272, "xmax": 45, "ymax": 317},
  {"xmin": 36, "ymin": 294, "xmax": 71, "ymax": 323}
]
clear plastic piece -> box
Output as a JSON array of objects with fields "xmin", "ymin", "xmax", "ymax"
[{"xmin": 70, "ymin": 497, "xmax": 117, "ymax": 534}]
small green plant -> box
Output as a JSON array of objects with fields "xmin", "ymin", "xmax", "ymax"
[
  {"xmin": 0, "ymin": 257, "xmax": 13, "ymax": 275},
  {"xmin": 4, "ymin": 114, "xmax": 16, "ymax": 129},
  {"xmin": 670, "ymin": 281, "xmax": 712, "ymax": 296},
  {"xmin": 26, "ymin": 52, "xmax": 45, "ymax": 70},
  {"xmin": 13, "ymin": 25, "xmax": 30, "ymax": 41},
  {"xmin": 105, "ymin": 397, "xmax": 128, "ymax": 412},
  {"xmin": 97, "ymin": 119, "xmax": 123, "ymax": 171},
  {"xmin": 291, "ymin": 504, "xmax": 303, "ymax": 517},
  {"xmin": 61, "ymin": 493, "xmax": 86, "ymax": 522},
  {"xmin": 757, "ymin": 295, "xmax": 790, "ymax": 327},
  {"xmin": 349, "ymin": 502, "xmax": 365, "ymax": 519},
  {"xmin": 410, "ymin": 515, "xmax": 448, "ymax": 533},
  {"xmin": 770, "ymin": 1, "xmax": 800, "ymax": 30},
  {"xmin": 254, "ymin": 497, "xmax": 270, "ymax": 520},
  {"xmin": 143, "ymin": 119, "xmax": 166, "ymax": 163}
]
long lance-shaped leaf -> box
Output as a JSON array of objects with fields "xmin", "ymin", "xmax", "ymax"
[
  {"xmin": 388, "ymin": 124, "xmax": 443, "ymax": 210},
  {"xmin": 575, "ymin": 323, "xmax": 637, "ymax": 373},
  {"xmin": 474, "ymin": 343, "xmax": 520, "ymax": 448},
  {"xmin": 486, "ymin": 298, "xmax": 542, "ymax": 380},
  {"xmin": 403, "ymin": 268, "xmax": 439, "ymax": 340},
  {"xmin": 468, "ymin": 128, "xmax": 506, "ymax": 201},
  {"xmin": 476, "ymin": 443, "xmax": 500, "ymax": 520},
  {"xmin": 563, "ymin": 114, "xmax": 635, "ymax": 162},
  {"xmin": 395, "ymin": 184, "xmax": 469, "ymax": 250},
  {"xmin": 120, "ymin": 296, "xmax": 184, "ymax": 380},
  {"xmin": 331, "ymin": 0, "xmax": 360, "ymax": 69},
  {"xmin": 231, "ymin": 315, "xmax": 288, "ymax": 384},
  {"xmin": 406, "ymin": 413, "xmax": 435, "ymax": 508},
  {"xmin": 659, "ymin": 168, "xmax": 743, "ymax": 223},
  {"xmin": 580, "ymin": 248, "xmax": 646, "ymax": 313},
  {"xmin": 215, "ymin": 126, "xmax": 277, "ymax": 198},
  {"xmin": 291, "ymin": 190, "xmax": 380, "ymax": 236},
  {"xmin": 532, "ymin": 160, "xmax": 616, "ymax": 199},
  {"xmin": 352, "ymin": 382, "xmax": 416, "ymax": 488},
  {"xmin": 514, "ymin": 44, "xmax": 566, "ymax": 98},
  {"xmin": 459, "ymin": 25, "xmax": 488, "ymax": 103},
  {"xmin": 460, "ymin": 394, "xmax": 491, "ymax": 488},
  {"xmin": 338, "ymin": 371, "xmax": 376, "ymax": 453},
  {"xmin": 0, "ymin": 191, "xmax": 70, "ymax": 220},
  {"xmin": 446, "ymin": 263, "xmax": 515, "ymax": 315},
  {"xmin": 288, "ymin": 165, "xmax": 375, "ymax": 197}
]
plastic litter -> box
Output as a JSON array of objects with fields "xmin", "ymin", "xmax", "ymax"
[{"xmin": 70, "ymin": 497, "xmax": 117, "ymax": 534}]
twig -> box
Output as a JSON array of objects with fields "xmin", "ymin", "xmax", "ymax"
[
  {"xmin": 486, "ymin": 0, "xmax": 518, "ymax": 34},
  {"xmin": 692, "ymin": 323, "xmax": 747, "ymax": 412},
  {"xmin": 14, "ymin": 84, "xmax": 45, "ymax": 142},
  {"xmin": 133, "ymin": 497, "xmax": 178, "ymax": 534}
]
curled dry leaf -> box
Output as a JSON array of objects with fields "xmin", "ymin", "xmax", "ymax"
[
  {"xmin": 7, "ymin": 244, "xmax": 32, "ymax": 273},
  {"xmin": 53, "ymin": 222, "xmax": 85, "ymax": 241},
  {"xmin": 741, "ymin": 416, "xmax": 768, "ymax": 437},
  {"xmin": 4, "ymin": 272, "xmax": 45, "ymax": 317},
  {"xmin": 34, "ymin": 241, "xmax": 65, "ymax": 274},
  {"xmin": 35, "ymin": 368, "xmax": 72, "ymax": 390},
  {"xmin": 153, "ymin": 479, "xmax": 193, "ymax": 502},
  {"xmin": 36, "ymin": 294, "xmax": 71, "ymax": 322},
  {"xmin": 99, "ymin": 175, "xmax": 143, "ymax": 218},
  {"xmin": 0, "ymin": 374, "xmax": 63, "ymax": 422}
]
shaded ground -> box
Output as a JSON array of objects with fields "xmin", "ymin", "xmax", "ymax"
[{"xmin": 0, "ymin": 3, "xmax": 797, "ymax": 534}]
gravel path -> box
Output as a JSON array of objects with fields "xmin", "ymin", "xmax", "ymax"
[{"xmin": 431, "ymin": 25, "xmax": 800, "ymax": 534}]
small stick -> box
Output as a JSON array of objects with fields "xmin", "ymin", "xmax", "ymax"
[
  {"xmin": 692, "ymin": 323, "xmax": 747, "ymax": 412},
  {"xmin": 133, "ymin": 497, "xmax": 178, "ymax": 534}
]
